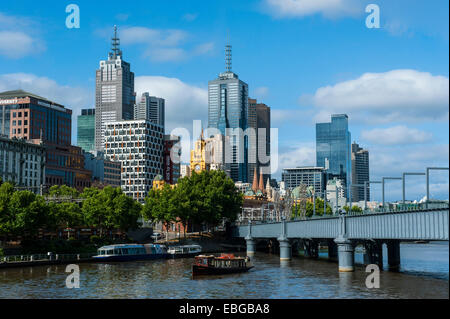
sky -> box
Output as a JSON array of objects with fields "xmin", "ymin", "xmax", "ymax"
[{"xmin": 0, "ymin": 0, "xmax": 448, "ymax": 202}]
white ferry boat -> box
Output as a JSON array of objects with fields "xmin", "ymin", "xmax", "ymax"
[
  {"xmin": 166, "ymin": 244, "xmax": 202, "ymax": 258},
  {"xmin": 93, "ymin": 244, "xmax": 168, "ymax": 262}
]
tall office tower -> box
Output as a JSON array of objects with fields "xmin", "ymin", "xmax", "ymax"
[
  {"xmin": 135, "ymin": 92, "xmax": 165, "ymax": 129},
  {"xmin": 208, "ymin": 44, "xmax": 249, "ymax": 182},
  {"xmin": 103, "ymin": 119, "xmax": 164, "ymax": 203},
  {"xmin": 316, "ymin": 114, "xmax": 352, "ymax": 199},
  {"xmin": 351, "ymin": 142, "xmax": 370, "ymax": 202},
  {"xmin": 248, "ymin": 98, "xmax": 271, "ymax": 186},
  {"xmin": 95, "ymin": 25, "xmax": 135, "ymax": 151},
  {"xmin": 77, "ymin": 109, "xmax": 95, "ymax": 152}
]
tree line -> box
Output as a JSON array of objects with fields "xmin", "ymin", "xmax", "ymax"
[{"xmin": 0, "ymin": 170, "xmax": 243, "ymax": 242}]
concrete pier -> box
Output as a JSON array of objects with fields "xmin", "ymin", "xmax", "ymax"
[
  {"xmin": 387, "ymin": 240, "xmax": 401, "ymax": 271},
  {"xmin": 334, "ymin": 236, "xmax": 355, "ymax": 272},
  {"xmin": 278, "ymin": 239, "xmax": 292, "ymax": 261},
  {"xmin": 246, "ymin": 238, "xmax": 256, "ymax": 255}
]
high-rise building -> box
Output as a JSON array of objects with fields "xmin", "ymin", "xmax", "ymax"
[
  {"xmin": 248, "ymin": 98, "xmax": 270, "ymax": 186},
  {"xmin": 208, "ymin": 44, "xmax": 248, "ymax": 183},
  {"xmin": 316, "ymin": 114, "xmax": 352, "ymax": 199},
  {"xmin": 163, "ymin": 135, "xmax": 181, "ymax": 184},
  {"xmin": 77, "ymin": 109, "xmax": 95, "ymax": 152},
  {"xmin": 103, "ymin": 119, "xmax": 164, "ymax": 203},
  {"xmin": 95, "ymin": 26, "xmax": 135, "ymax": 151},
  {"xmin": 135, "ymin": 93, "xmax": 165, "ymax": 129},
  {"xmin": 351, "ymin": 142, "xmax": 370, "ymax": 202},
  {"xmin": 83, "ymin": 150, "xmax": 121, "ymax": 188},
  {"xmin": 281, "ymin": 167, "xmax": 325, "ymax": 196},
  {"xmin": 0, "ymin": 90, "xmax": 91, "ymax": 190}
]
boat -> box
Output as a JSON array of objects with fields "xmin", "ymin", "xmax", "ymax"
[
  {"xmin": 167, "ymin": 244, "xmax": 202, "ymax": 258},
  {"xmin": 92, "ymin": 243, "xmax": 168, "ymax": 262},
  {"xmin": 192, "ymin": 253, "xmax": 253, "ymax": 277}
]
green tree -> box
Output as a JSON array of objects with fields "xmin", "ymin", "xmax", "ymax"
[
  {"xmin": 0, "ymin": 182, "xmax": 15, "ymax": 237},
  {"xmin": 305, "ymin": 197, "xmax": 333, "ymax": 217},
  {"xmin": 48, "ymin": 201, "xmax": 83, "ymax": 238},
  {"xmin": 48, "ymin": 185, "xmax": 79, "ymax": 198}
]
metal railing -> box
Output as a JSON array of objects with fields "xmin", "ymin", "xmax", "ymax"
[{"xmin": 1, "ymin": 253, "xmax": 95, "ymax": 263}]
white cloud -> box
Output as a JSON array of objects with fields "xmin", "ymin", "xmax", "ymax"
[
  {"xmin": 253, "ymin": 86, "xmax": 269, "ymax": 99},
  {"xmin": 305, "ymin": 69, "xmax": 449, "ymax": 124},
  {"xmin": 135, "ymin": 76, "xmax": 207, "ymax": 131},
  {"xmin": 193, "ymin": 42, "xmax": 214, "ymax": 55},
  {"xmin": 275, "ymin": 142, "xmax": 316, "ymax": 176},
  {"xmin": 0, "ymin": 12, "xmax": 45, "ymax": 58},
  {"xmin": 183, "ymin": 13, "xmax": 198, "ymax": 22},
  {"xmin": 360, "ymin": 126, "xmax": 433, "ymax": 145},
  {"xmin": 263, "ymin": 0, "xmax": 362, "ymax": 19},
  {"xmin": 0, "ymin": 73, "xmax": 93, "ymax": 144}
]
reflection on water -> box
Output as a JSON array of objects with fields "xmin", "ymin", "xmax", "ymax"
[{"xmin": 0, "ymin": 242, "xmax": 448, "ymax": 299}]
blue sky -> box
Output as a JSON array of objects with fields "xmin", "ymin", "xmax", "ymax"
[{"xmin": 0, "ymin": 0, "xmax": 448, "ymax": 202}]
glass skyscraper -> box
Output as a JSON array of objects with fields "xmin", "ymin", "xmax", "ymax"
[
  {"xmin": 208, "ymin": 44, "xmax": 249, "ymax": 182},
  {"xmin": 77, "ymin": 109, "xmax": 95, "ymax": 152},
  {"xmin": 316, "ymin": 114, "xmax": 352, "ymax": 198}
]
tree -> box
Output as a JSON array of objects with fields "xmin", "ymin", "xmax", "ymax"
[
  {"xmin": 48, "ymin": 185, "xmax": 79, "ymax": 198},
  {"xmin": 343, "ymin": 205, "xmax": 363, "ymax": 214},
  {"xmin": 48, "ymin": 201, "xmax": 83, "ymax": 239},
  {"xmin": 304, "ymin": 197, "xmax": 333, "ymax": 217},
  {"xmin": 0, "ymin": 182, "xmax": 15, "ymax": 237}
]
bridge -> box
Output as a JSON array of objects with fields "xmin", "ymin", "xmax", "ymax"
[{"xmin": 231, "ymin": 206, "xmax": 449, "ymax": 272}]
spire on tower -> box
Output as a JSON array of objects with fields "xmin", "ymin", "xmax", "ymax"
[
  {"xmin": 225, "ymin": 42, "xmax": 232, "ymax": 72},
  {"xmin": 110, "ymin": 25, "xmax": 122, "ymax": 59}
]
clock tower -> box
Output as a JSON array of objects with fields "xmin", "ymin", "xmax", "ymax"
[{"xmin": 190, "ymin": 130, "xmax": 210, "ymax": 173}]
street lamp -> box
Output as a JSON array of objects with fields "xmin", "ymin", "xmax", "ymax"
[
  {"xmin": 382, "ymin": 177, "xmax": 402, "ymax": 211},
  {"xmin": 402, "ymin": 172, "xmax": 426, "ymax": 206},
  {"xmin": 426, "ymin": 167, "xmax": 449, "ymax": 209}
]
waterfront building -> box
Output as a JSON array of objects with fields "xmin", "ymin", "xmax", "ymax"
[
  {"xmin": 95, "ymin": 26, "xmax": 135, "ymax": 151},
  {"xmin": 282, "ymin": 167, "xmax": 325, "ymax": 196},
  {"xmin": 163, "ymin": 135, "xmax": 181, "ymax": 184},
  {"xmin": 0, "ymin": 136, "xmax": 45, "ymax": 191},
  {"xmin": 208, "ymin": 44, "xmax": 249, "ymax": 183},
  {"xmin": 326, "ymin": 178, "xmax": 347, "ymax": 209},
  {"xmin": 135, "ymin": 93, "xmax": 165, "ymax": 129},
  {"xmin": 351, "ymin": 142, "xmax": 370, "ymax": 202},
  {"xmin": 77, "ymin": 109, "xmax": 95, "ymax": 152},
  {"xmin": 316, "ymin": 114, "xmax": 352, "ymax": 199},
  {"xmin": 103, "ymin": 119, "xmax": 164, "ymax": 203},
  {"xmin": 83, "ymin": 151, "xmax": 121, "ymax": 188},
  {"xmin": 248, "ymin": 98, "xmax": 271, "ymax": 186},
  {"xmin": 0, "ymin": 90, "xmax": 91, "ymax": 190}
]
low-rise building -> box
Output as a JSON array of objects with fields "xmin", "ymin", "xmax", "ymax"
[
  {"xmin": 0, "ymin": 136, "xmax": 45, "ymax": 192},
  {"xmin": 83, "ymin": 151, "xmax": 121, "ymax": 188}
]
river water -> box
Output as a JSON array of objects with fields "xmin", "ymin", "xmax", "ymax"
[{"xmin": 0, "ymin": 242, "xmax": 448, "ymax": 299}]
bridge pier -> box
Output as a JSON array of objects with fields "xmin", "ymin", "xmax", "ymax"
[
  {"xmin": 387, "ymin": 240, "xmax": 401, "ymax": 271},
  {"xmin": 278, "ymin": 239, "xmax": 292, "ymax": 261},
  {"xmin": 334, "ymin": 236, "xmax": 355, "ymax": 272},
  {"xmin": 245, "ymin": 220, "xmax": 256, "ymax": 255},
  {"xmin": 303, "ymin": 239, "xmax": 319, "ymax": 258},
  {"xmin": 363, "ymin": 240, "xmax": 383, "ymax": 269}
]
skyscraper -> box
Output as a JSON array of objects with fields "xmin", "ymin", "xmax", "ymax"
[
  {"xmin": 77, "ymin": 109, "xmax": 95, "ymax": 152},
  {"xmin": 135, "ymin": 92, "xmax": 165, "ymax": 129},
  {"xmin": 95, "ymin": 25, "xmax": 135, "ymax": 151},
  {"xmin": 351, "ymin": 142, "xmax": 370, "ymax": 202},
  {"xmin": 316, "ymin": 114, "xmax": 352, "ymax": 199},
  {"xmin": 208, "ymin": 44, "xmax": 249, "ymax": 182},
  {"xmin": 248, "ymin": 98, "xmax": 271, "ymax": 186}
]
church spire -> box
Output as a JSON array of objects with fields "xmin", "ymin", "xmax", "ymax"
[
  {"xmin": 252, "ymin": 167, "xmax": 258, "ymax": 192},
  {"xmin": 259, "ymin": 169, "xmax": 265, "ymax": 193}
]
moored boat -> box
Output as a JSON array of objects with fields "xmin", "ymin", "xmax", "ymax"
[
  {"xmin": 167, "ymin": 244, "xmax": 202, "ymax": 258},
  {"xmin": 192, "ymin": 253, "xmax": 253, "ymax": 277},
  {"xmin": 93, "ymin": 243, "xmax": 168, "ymax": 262}
]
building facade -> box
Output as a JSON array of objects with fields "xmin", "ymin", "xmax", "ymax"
[
  {"xmin": 163, "ymin": 135, "xmax": 181, "ymax": 184},
  {"xmin": 316, "ymin": 114, "xmax": 352, "ymax": 199},
  {"xmin": 248, "ymin": 98, "xmax": 270, "ymax": 186},
  {"xmin": 180, "ymin": 164, "xmax": 190, "ymax": 178},
  {"xmin": 0, "ymin": 136, "xmax": 45, "ymax": 191},
  {"xmin": 95, "ymin": 26, "xmax": 135, "ymax": 151},
  {"xmin": 351, "ymin": 142, "xmax": 370, "ymax": 202},
  {"xmin": 83, "ymin": 151, "xmax": 121, "ymax": 188},
  {"xmin": 0, "ymin": 90, "xmax": 91, "ymax": 190},
  {"xmin": 103, "ymin": 119, "xmax": 164, "ymax": 203},
  {"xmin": 282, "ymin": 167, "xmax": 325, "ymax": 196},
  {"xmin": 77, "ymin": 109, "xmax": 95, "ymax": 152},
  {"xmin": 208, "ymin": 44, "xmax": 248, "ymax": 183},
  {"xmin": 135, "ymin": 93, "xmax": 165, "ymax": 128}
]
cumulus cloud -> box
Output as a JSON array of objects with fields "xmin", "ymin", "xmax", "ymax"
[
  {"xmin": 135, "ymin": 75, "xmax": 208, "ymax": 132},
  {"xmin": 0, "ymin": 73, "xmax": 93, "ymax": 144},
  {"xmin": 262, "ymin": 0, "xmax": 362, "ymax": 19},
  {"xmin": 360, "ymin": 125, "xmax": 433, "ymax": 145},
  {"xmin": 305, "ymin": 69, "xmax": 449, "ymax": 124},
  {"xmin": 275, "ymin": 142, "xmax": 316, "ymax": 176},
  {"xmin": 0, "ymin": 12, "xmax": 45, "ymax": 58}
]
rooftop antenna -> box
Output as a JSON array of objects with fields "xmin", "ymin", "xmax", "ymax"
[
  {"xmin": 225, "ymin": 31, "xmax": 232, "ymax": 72},
  {"xmin": 111, "ymin": 25, "xmax": 122, "ymax": 59}
]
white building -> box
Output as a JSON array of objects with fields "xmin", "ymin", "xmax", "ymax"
[
  {"xmin": 326, "ymin": 178, "xmax": 347, "ymax": 209},
  {"xmin": 0, "ymin": 136, "xmax": 45, "ymax": 192},
  {"xmin": 180, "ymin": 164, "xmax": 191, "ymax": 178},
  {"xmin": 135, "ymin": 92, "xmax": 165, "ymax": 128},
  {"xmin": 103, "ymin": 119, "xmax": 164, "ymax": 203}
]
